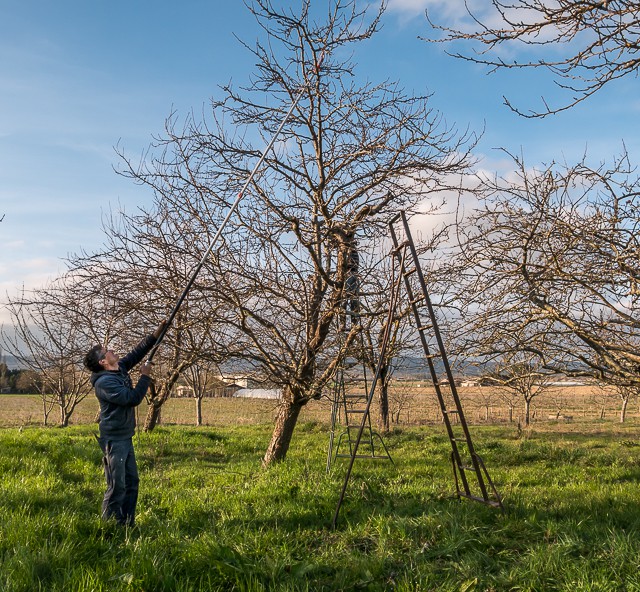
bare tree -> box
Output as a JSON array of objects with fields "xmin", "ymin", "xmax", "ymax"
[
  {"xmin": 68, "ymin": 196, "xmax": 237, "ymax": 432},
  {"xmin": 426, "ymin": 0, "xmax": 640, "ymax": 116},
  {"xmin": 115, "ymin": 0, "xmax": 476, "ymax": 464},
  {"xmin": 183, "ymin": 356, "xmax": 223, "ymax": 427},
  {"xmin": 483, "ymin": 353, "xmax": 555, "ymax": 426},
  {"xmin": 546, "ymin": 388, "xmax": 568, "ymax": 420},
  {"xmin": 445, "ymin": 150, "xmax": 640, "ymax": 393},
  {"xmin": 1, "ymin": 281, "xmax": 91, "ymax": 426},
  {"xmin": 612, "ymin": 383, "xmax": 639, "ymax": 422},
  {"xmin": 495, "ymin": 384, "xmax": 521, "ymax": 423},
  {"xmin": 472, "ymin": 385, "xmax": 501, "ymax": 422}
]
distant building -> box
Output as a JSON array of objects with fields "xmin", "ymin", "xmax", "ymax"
[
  {"xmin": 172, "ymin": 383, "xmax": 241, "ymax": 398},
  {"xmin": 232, "ymin": 388, "xmax": 282, "ymax": 400}
]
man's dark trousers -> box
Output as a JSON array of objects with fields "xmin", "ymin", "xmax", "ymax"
[{"xmin": 99, "ymin": 438, "xmax": 139, "ymax": 526}]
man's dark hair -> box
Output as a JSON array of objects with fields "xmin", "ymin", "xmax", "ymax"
[{"xmin": 84, "ymin": 345, "xmax": 104, "ymax": 373}]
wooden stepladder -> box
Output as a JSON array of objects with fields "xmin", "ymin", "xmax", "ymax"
[
  {"xmin": 331, "ymin": 211, "xmax": 502, "ymax": 528},
  {"xmin": 326, "ymin": 359, "xmax": 393, "ymax": 473},
  {"xmin": 387, "ymin": 211, "xmax": 503, "ymax": 511}
]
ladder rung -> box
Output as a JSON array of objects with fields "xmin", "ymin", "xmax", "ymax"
[
  {"xmin": 403, "ymin": 267, "xmax": 417, "ymax": 277},
  {"xmin": 424, "ymin": 353, "xmax": 441, "ymax": 359},
  {"xmin": 344, "ymin": 394, "xmax": 366, "ymax": 399},
  {"xmin": 335, "ymin": 454, "xmax": 390, "ymax": 460},
  {"xmin": 410, "ymin": 295, "xmax": 425, "ymax": 305},
  {"xmin": 459, "ymin": 494, "xmax": 502, "ymax": 508},
  {"xmin": 459, "ymin": 465, "xmax": 475, "ymax": 472},
  {"xmin": 346, "ymin": 409, "xmax": 367, "ymax": 414},
  {"xmin": 443, "ymin": 409, "xmax": 459, "ymax": 414},
  {"xmin": 451, "ymin": 438, "xmax": 468, "ymax": 443},
  {"xmin": 391, "ymin": 240, "xmax": 410, "ymax": 254},
  {"xmin": 416, "ymin": 325, "xmax": 433, "ymax": 332}
]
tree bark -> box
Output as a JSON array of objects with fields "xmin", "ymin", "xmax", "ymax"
[
  {"xmin": 143, "ymin": 383, "xmax": 167, "ymax": 431},
  {"xmin": 196, "ymin": 397, "xmax": 202, "ymax": 427},
  {"xmin": 376, "ymin": 381, "xmax": 390, "ymax": 434},
  {"xmin": 263, "ymin": 394, "xmax": 304, "ymax": 465},
  {"xmin": 620, "ymin": 397, "xmax": 629, "ymax": 423},
  {"xmin": 144, "ymin": 400, "xmax": 162, "ymax": 432},
  {"xmin": 60, "ymin": 406, "xmax": 69, "ymax": 427}
]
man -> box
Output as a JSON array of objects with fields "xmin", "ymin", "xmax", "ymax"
[{"xmin": 83, "ymin": 321, "xmax": 166, "ymax": 527}]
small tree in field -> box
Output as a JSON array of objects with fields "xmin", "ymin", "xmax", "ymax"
[
  {"xmin": 473, "ymin": 386, "xmax": 502, "ymax": 423},
  {"xmin": 496, "ymin": 386, "xmax": 520, "ymax": 424},
  {"xmin": 590, "ymin": 384, "xmax": 612, "ymax": 420},
  {"xmin": 1, "ymin": 281, "xmax": 90, "ymax": 427},
  {"xmin": 612, "ymin": 384, "xmax": 638, "ymax": 423},
  {"xmin": 183, "ymin": 357, "xmax": 222, "ymax": 427},
  {"xmin": 484, "ymin": 354, "xmax": 555, "ymax": 426}
]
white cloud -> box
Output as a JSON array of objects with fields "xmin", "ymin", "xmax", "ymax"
[
  {"xmin": 386, "ymin": 0, "xmax": 490, "ymax": 26},
  {"xmin": 0, "ymin": 256, "xmax": 67, "ymax": 323}
]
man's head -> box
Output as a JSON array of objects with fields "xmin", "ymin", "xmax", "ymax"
[{"xmin": 83, "ymin": 345, "xmax": 118, "ymax": 372}]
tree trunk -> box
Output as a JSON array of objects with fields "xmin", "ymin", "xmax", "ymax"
[
  {"xmin": 60, "ymin": 405, "xmax": 69, "ymax": 427},
  {"xmin": 143, "ymin": 381, "xmax": 174, "ymax": 432},
  {"xmin": 144, "ymin": 401, "xmax": 162, "ymax": 432},
  {"xmin": 376, "ymin": 379, "xmax": 389, "ymax": 434},
  {"xmin": 195, "ymin": 396, "xmax": 202, "ymax": 427},
  {"xmin": 620, "ymin": 397, "xmax": 629, "ymax": 423},
  {"xmin": 263, "ymin": 394, "xmax": 304, "ymax": 465},
  {"xmin": 524, "ymin": 399, "xmax": 531, "ymax": 426}
]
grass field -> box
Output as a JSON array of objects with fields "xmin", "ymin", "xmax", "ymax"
[{"xmin": 1, "ymin": 409, "xmax": 640, "ymax": 591}]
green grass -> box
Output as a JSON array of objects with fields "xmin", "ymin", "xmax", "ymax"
[{"xmin": 1, "ymin": 422, "xmax": 640, "ymax": 591}]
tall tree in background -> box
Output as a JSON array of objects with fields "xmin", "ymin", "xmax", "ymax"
[
  {"xmin": 426, "ymin": 0, "xmax": 640, "ymax": 116},
  {"xmin": 116, "ymin": 0, "xmax": 477, "ymax": 463}
]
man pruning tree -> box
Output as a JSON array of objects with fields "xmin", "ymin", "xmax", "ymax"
[{"xmin": 83, "ymin": 321, "xmax": 166, "ymax": 527}]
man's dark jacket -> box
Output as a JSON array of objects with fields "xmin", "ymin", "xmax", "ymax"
[{"xmin": 90, "ymin": 335, "xmax": 157, "ymax": 440}]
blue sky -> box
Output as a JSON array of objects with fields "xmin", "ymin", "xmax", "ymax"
[{"xmin": 1, "ymin": 0, "xmax": 637, "ymax": 319}]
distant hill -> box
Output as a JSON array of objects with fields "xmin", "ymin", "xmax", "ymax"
[{"xmin": 391, "ymin": 356, "xmax": 486, "ymax": 379}]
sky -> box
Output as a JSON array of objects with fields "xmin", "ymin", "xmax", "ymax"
[{"xmin": 1, "ymin": 0, "xmax": 638, "ymax": 324}]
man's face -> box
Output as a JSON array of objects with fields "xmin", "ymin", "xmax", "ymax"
[{"xmin": 99, "ymin": 347, "xmax": 118, "ymax": 370}]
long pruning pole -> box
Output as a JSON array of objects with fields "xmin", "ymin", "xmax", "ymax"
[{"xmin": 146, "ymin": 53, "xmax": 324, "ymax": 363}]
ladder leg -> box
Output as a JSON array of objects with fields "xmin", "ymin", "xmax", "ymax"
[
  {"xmin": 389, "ymin": 211, "xmax": 502, "ymax": 511},
  {"xmin": 332, "ymin": 250, "xmax": 405, "ymax": 529}
]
